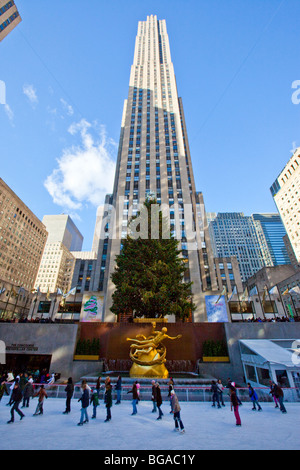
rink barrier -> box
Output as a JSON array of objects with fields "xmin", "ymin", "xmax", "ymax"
[{"xmin": 4, "ymin": 383, "xmax": 300, "ymax": 402}]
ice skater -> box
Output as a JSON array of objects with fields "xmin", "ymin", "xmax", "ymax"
[
  {"xmin": 104, "ymin": 377, "xmax": 112, "ymax": 422},
  {"xmin": 151, "ymin": 380, "xmax": 157, "ymax": 413},
  {"xmin": 127, "ymin": 381, "xmax": 139, "ymax": 415},
  {"xmin": 155, "ymin": 382, "xmax": 163, "ymax": 420},
  {"xmin": 217, "ymin": 379, "xmax": 225, "ymax": 406},
  {"xmin": 7, "ymin": 381, "xmax": 25, "ymax": 423},
  {"xmin": 115, "ymin": 376, "xmax": 122, "ymax": 404},
  {"xmin": 171, "ymin": 390, "xmax": 185, "ymax": 433},
  {"xmin": 272, "ymin": 382, "xmax": 287, "ymax": 413},
  {"xmin": 230, "ymin": 384, "xmax": 241, "ymax": 426},
  {"xmin": 22, "ymin": 377, "xmax": 34, "ymax": 408},
  {"xmin": 33, "ymin": 384, "xmax": 48, "ymax": 416},
  {"xmin": 210, "ymin": 380, "xmax": 221, "ymax": 408},
  {"xmin": 269, "ymin": 381, "xmax": 279, "ymax": 408},
  {"xmin": 248, "ymin": 383, "xmax": 262, "ymax": 411},
  {"xmin": 63, "ymin": 377, "xmax": 74, "ymax": 414},
  {"xmin": 77, "ymin": 383, "xmax": 89, "ymax": 425},
  {"xmin": 90, "ymin": 388, "xmax": 99, "ymax": 419}
]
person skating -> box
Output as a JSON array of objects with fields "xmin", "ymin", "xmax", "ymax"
[
  {"xmin": 63, "ymin": 377, "xmax": 74, "ymax": 414},
  {"xmin": 77, "ymin": 383, "xmax": 89, "ymax": 425},
  {"xmin": 90, "ymin": 388, "xmax": 99, "ymax": 419},
  {"xmin": 168, "ymin": 378, "xmax": 174, "ymax": 413},
  {"xmin": 115, "ymin": 376, "xmax": 122, "ymax": 404},
  {"xmin": 0, "ymin": 374, "xmax": 9, "ymax": 402},
  {"xmin": 33, "ymin": 384, "xmax": 48, "ymax": 415},
  {"xmin": 272, "ymin": 382, "xmax": 287, "ymax": 413},
  {"xmin": 171, "ymin": 390, "xmax": 185, "ymax": 433},
  {"xmin": 269, "ymin": 381, "xmax": 279, "ymax": 408},
  {"xmin": 7, "ymin": 381, "xmax": 25, "ymax": 423},
  {"xmin": 151, "ymin": 380, "xmax": 157, "ymax": 413},
  {"xmin": 127, "ymin": 381, "xmax": 139, "ymax": 415},
  {"xmin": 22, "ymin": 377, "xmax": 34, "ymax": 408},
  {"xmin": 248, "ymin": 383, "xmax": 262, "ymax": 411},
  {"xmin": 155, "ymin": 382, "xmax": 163, "ymax": 420},
  {"xmin": 210, "ymin": 380, "xmax": 221, "ymax": 408},
  {"xmin": 96, "ymin": 376, "xmax": 101, "ymax": 399},
  {"xmin": 230, "ymin": 384, "xmax": 241, "ymax": 426},
  {"xmin": 217, "ymin": 379, "xmax": 225, "ymax": 406},
  {"xmin": 104, "ymin": 377, "xmax": 112, "ymax": 422}
]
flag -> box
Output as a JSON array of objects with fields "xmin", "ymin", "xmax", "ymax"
[
  {"xmin": 63, "ymin": 287, "xmax": 76, "ymax": 298},
  {"xmin": 240, "ymin": 287, "xmax": 249, "ymax": 302},
  {"xmin": 11, "ymin": 287, "xmax": 18, "ymax": 298},
  {"xmin": 282, "ymin": 288, "xmax": 289, "ymax": 296},
  {"xmin": 269, "ymin": 286, "xmax": 279, "ymax": 295},
  {"xmin": 0, "ymin": 287, "xmax": 6, "ymax": 295},
  {"xmin": 215, "ymin": 286, "xmax": 227, "ymax": 305},
  {"xmin": 289, "ymin": 286, "xmax": 300, "ymax": 295},
  {"xmin": 46, "ymin": 287, "xmax": 50, "ymax": 301},
  {"xmin": 228, "ymin": 286, "xmax": 237, "ymax": 302},
  {"xmin": 57, "ymin": 288, "xmax": 63, "ymax": 295},
  {"xmin": 262, "ymin": 286, "xmax": 268, "ymax": 304},
  {"xmin": 249, "ymin": 286, "xmax": 258, "ymax": 297}
]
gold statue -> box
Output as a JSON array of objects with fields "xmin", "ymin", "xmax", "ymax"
[{"xmin": 126, "ymin": 322, "xmax": 182, "ymax": 378}]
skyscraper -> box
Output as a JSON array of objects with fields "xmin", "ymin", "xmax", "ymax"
[
  {"xmin": 0, "ymin": 1, "xmax": 21, "ymax": 42},
  {"xmin": 100, "ymin": 15, "xmax": 217, "ymax": 322},
  {"xmin": 270, "ymin": 147, "xmax": 300, "ymax": 262},
  {"xmin": 252, "ymin": 213, "xmax": 290, "ymax": 266}
]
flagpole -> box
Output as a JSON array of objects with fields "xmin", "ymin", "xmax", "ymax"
[
  {"xmin": 256, "ymin": 285, "xmax": 266, "ymax": 321},
  {"xmin": 236, "ymin": 287, "xmax": 244, "ymax": 322},
  {"xmin": 277, "ymin": 284, "xmax": 288, "ymax": 319},
  {"xmin": 4, "ymin": 287, "xmax": 12, "ymax": 319},
  {"xmin": 289, "ymin": 286, "xmax": 297, "ymax": 319},
  {"xmin": 267, "ymin": 284, "xmax": 276, "ymax": 320}
]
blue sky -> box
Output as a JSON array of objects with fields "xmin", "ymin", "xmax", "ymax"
[{"xmin": 1, "ymin": 0, "xmax": 299, "ymax": 250}]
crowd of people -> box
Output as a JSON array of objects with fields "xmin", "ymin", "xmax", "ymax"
[{"xmin": 0, "ymin": 371, "xmax": 289, "ymax": 429}]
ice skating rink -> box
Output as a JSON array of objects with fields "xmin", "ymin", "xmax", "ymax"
[{"xmin": 1, "ymin": 398, "xmax": 299, "ymax": 450}]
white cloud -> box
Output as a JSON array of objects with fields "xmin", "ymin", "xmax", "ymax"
[
  {"xmin": 4, "ymin": 103, "xmax": 14, "ymax": 123},
  {"xmin": 60, "ymin": 98, "xmax": 74, "ymax": 116},
  {"xmin": 44, "ymin": 119, "xmax": 117, "ymax": 213},
  {"xmin": 23, "ymin": 84, "xmax": 38, "ymax": 106}
]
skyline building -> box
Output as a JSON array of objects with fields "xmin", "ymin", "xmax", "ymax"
[
  {"xmin": 100, "ymin": 15, "xmax": 218, "ymax": 322},
  {"xmin": 0, "ymin": 0, "xmax": 21, "ymax": 42},
  {"xmin": 270, "ymin": 147, "xmax": 300, "ymax": 263},
  {"xmin": 0, "ymin": 178, "xmax": 47, "ymax": 291},
  {"xmin": 34, "ymin": 214, "xmax": 83, "ymax": 294},
  {"xmin": 208, "ymin": 212, "xmax": 265, "ymax": 282}
]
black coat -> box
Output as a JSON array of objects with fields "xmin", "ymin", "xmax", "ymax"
[
  {"xmin": 65, "ymin": 383, "xmax": 74, "ymax": 398},
  {"xmin": 79, "ymin": 388, "xmax": 89, "ymax": 408},
  {"xmin": 156, "ymin": 386, "xmax": 162, "ymax": 407},
  {"xmin": 11, "ymin": 387, "xmax": 23, "ymax": 404}
]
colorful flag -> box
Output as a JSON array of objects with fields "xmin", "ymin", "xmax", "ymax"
[
  {"xmin": 289, "ymin": 286, "xmax": 300, "ymax": 295},
  {"xmin": 282, "ymin": 288, "xmax": 289, "ymax": 295},
  {"xmin": 46, "ymin": 287, "xmax": 50, "ymax": 301},
  {"xmin": 0, "ymin": 287, "xmax": 6, "ymax": 295},
  {"xmin": 57, "ymin": 288, "xmax": 63, "ymax": 295}
]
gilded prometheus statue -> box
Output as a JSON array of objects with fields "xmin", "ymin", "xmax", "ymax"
[{"xmin": 126, "ymin": 322, "xmax": 182, "ymax": 378}]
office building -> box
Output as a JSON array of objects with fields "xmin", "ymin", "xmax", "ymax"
[
  {"xmin": 252, "ymin": 213, "xmax": 290, "ymax": 266},
  {"xmin": 101, "ymin": 15, "xmax": 217, "ymax": 321},
  {"xmin": 0, "ymin": 1, "xmax": 21, "ymax": 42},
  {"xmin": 270, "ymin": 147, "xmax": 300, "ymax": 262},
  {"xmin": 34, "ymin": 215, "xmax": 83, "ymax": 293},
  {"xmin": 0, "ymin": 178, "xmax": 47, "ymax": 291}
]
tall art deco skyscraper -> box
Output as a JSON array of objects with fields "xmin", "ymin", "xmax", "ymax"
[{"xmin": 101, "ymin": 15, "xmax": 218, "ymax": 322}]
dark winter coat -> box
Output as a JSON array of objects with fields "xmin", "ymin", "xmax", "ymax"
[
  {"xmin": 104, "ymin": 385, "xmax": 112, "ymax": 408},
  {"xmin": 273, "ymin": 384, "xmax": 284, "ymax": 398},
  {"xmin": 115, "ymin": 377, "xmax": 122, "ymax": 390},
  {"xmin": 11, "ymin": 387, "xmax": 23, "ymax": 404},
  {"xmin": 210, "ymin": 383, "xmax": 219, "ymax": 393},
  {"xmin": 152, "ymin": 384, "xmax": 157, "ymax": 401},
  {"xmin": 79, "ymin": 388, "xmax": 89, "ymax": 408},
  {"xmin": 65, "ymin": 383, "xmax": 74, "ymax": 398},
  {"xmin": 23, "ymin": 382, "xmax": 34, "ymax": 399},
  {"xmin": 156, "ymin": 385, "xmax": 162, "ymax": 407},
  {"xmin": 127, "ymin": 383, "xmax": 138, "ymax": 400}
]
